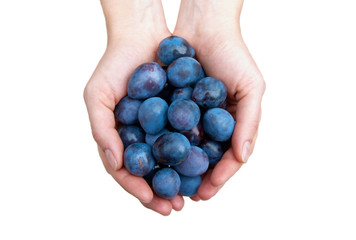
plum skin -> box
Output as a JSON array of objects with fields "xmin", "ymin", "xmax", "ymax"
[
  {"xmin": 201, "ymin": 139, "xmax": 225, "ymax": 167},
  {"xmin": 117, "ymin": 125, "xmax": 145, "ymax": 149},
  {"xmin": 114, "ymin": 96, "xmax": 142, "ymax": 125},
  {"xmin": 167, "ymin": 57, "xmax": 202, "ymax": 88},
  {"xmin": 123, "ymin": 143, "xmax": 155, "ymax": 177},
  {"xmin": 174, "ymin": 146, "xmax": 209, "ymax": 177},
  {"xmin": 138, "ymin": 97, "xmax": 168, "ymax": 135},
  {"xmin": 157, "ymin": 36, "xmax": 195, "ymax": 65},
  {"xmin": 152, "ymin": 132, "xmax": 191, "ymax": 166},
  {"xmin": 168, "ymin": 99, "xmax": 200, "ymax": 131},
  {"xmin": 179, "ymin": 175, "xmax": 202, "ymax": 197},
  {"xmin": 192, "ymin": 77, "xmax": 227, "ymax": 109},
  {"xmin": 152, "ymin": 168, "xmax": 181, "ymax": 199},
  {"xmin": 145, "ymin": 129, "xmax": 170, "ymax": 147},
  {"xmin": 127, "ymin": 62, "xmax": 167, "ymax": 100},
  {"xmin": 203, "ymin": 108, "xmax": 235, "ymax": 142}
]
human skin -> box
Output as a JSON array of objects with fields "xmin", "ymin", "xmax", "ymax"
[
  {"xmin": 84, "ymin": 0, "xmax": 184, "ymax": 216},
  {"xmin": 84, "ymin": 0, "xmax": 265, "ymax": 215},
  {"xmin": 174, "ymin": 0, "xmax": 266, "ymax": 201}
]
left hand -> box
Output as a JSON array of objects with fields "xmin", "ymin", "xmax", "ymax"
[{"xmin": 174, "ymin": 0, "xmax": 266, "ymax": 201}]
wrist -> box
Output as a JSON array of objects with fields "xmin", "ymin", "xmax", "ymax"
[
  {"xmin": 174, "ymin": 0, "xmax": 243, "ymax": 41},
  {"xmin": 101, "ymin": 0, "xmax": 169, "ymax": 44}
]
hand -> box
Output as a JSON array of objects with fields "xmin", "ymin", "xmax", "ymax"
[
  {"xmin": 174, "ymin": 0, "xmax": 266, "ymax": 201},
  {"xmin": 84, "ymin": 0, "xmax": 183, "ymax": 215}
]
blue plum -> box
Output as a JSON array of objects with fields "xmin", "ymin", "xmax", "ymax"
[
  {"xmin": 167, "ymin": 57, "xmax": 202, "ymax": 87},
  {"xmin": 191, "ymin": 67, "xmax": 206, "ymax": 88},
  {"xmin": 168, "ymin": 99, "xmax": 200, "ymax": 131},
  {"xmin": 114, "ymin": 96, "xmax": 142, "ymax": 125},
  {"xmin": 117, "ymin": 125, "xmax": 145, "ymax": 148},
  {"xmin": 179, "ymin": 175, "xmax": 202, "ymax": 197},
  {"xmin": 174, "ymin": 146, "xmax": 209, "ymax": 177},
  {"xmin": 138, "ymin": 97, "xmax": 168, "ymax": 135},
  {"xmin": 203, "ymin": 108, "xmax": 235, "ymax": 142},
  {"xmin": 145, "ymin": 128, "xmax": 170, "ymax": 147},
  {"xmin": 181, "ymin": 121, "xmax": 204, "ymax": 146},
  {"xmin": 192, "ymin": 77, "xmax": 227, "ymax": 109},
  {"xmin": 157, "ymin": 36, "xmax": 195, "ymax": 65},
  {"xmin": 127, "ymin": 62, "xmax": 167, "ymax": 99},
  {"xmin": 201, "ymin": 139, "xmax": 225, "ymax": 167},
  {"xmin": 152, "ymin": 132, "xmax": 191, "ymax": 166},
  {"xmin": 152, "ymin": 168, "xmax": 181, "ymax": 199},
  {"xmin": 123, "ymin": 143, "xmax": 155, "ymax": 177},
  {"xmin": 198, "ymin": 67, "xmax": 206, "ymax": 80},
  {"xmin": 156, "ymin": 82, "xmax": 174, "ymax": 103},
  {"xmin": 161, "ymin": 65, "xmax": 168, "ymax": 72},
  {"xmin": 219, "ymin": 99, "xmax": 227, "ymax": 109},
  {"xmin": 170, "ymin": 87, "xmax": 193, "ymax": 102},
  {"xmin": 143, "ymin": 162, "xmax": 162, "ymax": 187}
]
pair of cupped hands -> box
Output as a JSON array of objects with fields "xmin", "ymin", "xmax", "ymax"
[{"xmin": 84, "ymin": 0, "xmax": 265, "ymax": 215}]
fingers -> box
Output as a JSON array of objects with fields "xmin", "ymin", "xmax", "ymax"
[
  {"xmin": 99, "ymin": 147, "xmax": 154, "ymax": 203},
  {"xmin": 170, "ymin": 195, "xmax": 185, "ymax": 211},
  {"xmin": 84, "ymin": 82, "xmax": 124, "ymax": 171},
  {"xmin": 141, "ymin": 195, "xmax": 173, "ymax": 216},
  {"xmin": 140, "ymin": 194, "xmax": 185, "ymax": 216},
  {"xmin": 190, "ymin": 195, "xmax": 201, "ymax": 201},
  {"xmin": 187, "ymin": 150, "xmax": 242, "ymax": 199},
  {"xmin": 232, "ymin": 85, "xmax": 265, "ymax": 163},
  {"xmin": 101, "ymin": 146, "xmax": 186, "ymax": 215},
  {"xmin": 113, "ymin": 169, "xmax": 154, "ymax": 203},
  {"xmin": 197, "ymin": 170, "xmax": 223, "ymax": 200},
  {"xmin": 210, "ymin": 148, "xmax": 243, "ymax": 187}
]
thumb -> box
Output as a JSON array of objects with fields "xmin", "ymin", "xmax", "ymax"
[
  {"xmin": 84, "ymin": 83, "xmax": 124, "ymax": 171},
  {"xmin": 232, "ymin": 85, "xmax": 265, "ymax": 163}
]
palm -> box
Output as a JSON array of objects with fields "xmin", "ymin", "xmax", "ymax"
[{"xmin": 90, "ymin": 38, "xmax": 167, "ymax": 103}]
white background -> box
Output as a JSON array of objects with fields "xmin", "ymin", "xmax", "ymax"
[{"xmin": 0, "ymin": 0, "xmax": 355, "ymax": 239}]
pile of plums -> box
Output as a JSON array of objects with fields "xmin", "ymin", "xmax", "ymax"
[{"xmin": 114, "ymin": 36, "xmax": 235, "ymax": 199}]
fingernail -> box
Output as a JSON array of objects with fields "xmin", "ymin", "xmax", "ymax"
[
  {"xmin": 105, "ymin": 149, "xmax": 117, "ymax": 171},
  {"xmin": 242, "ymin": 141, "xmax": 251, "ymax": 163}
]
